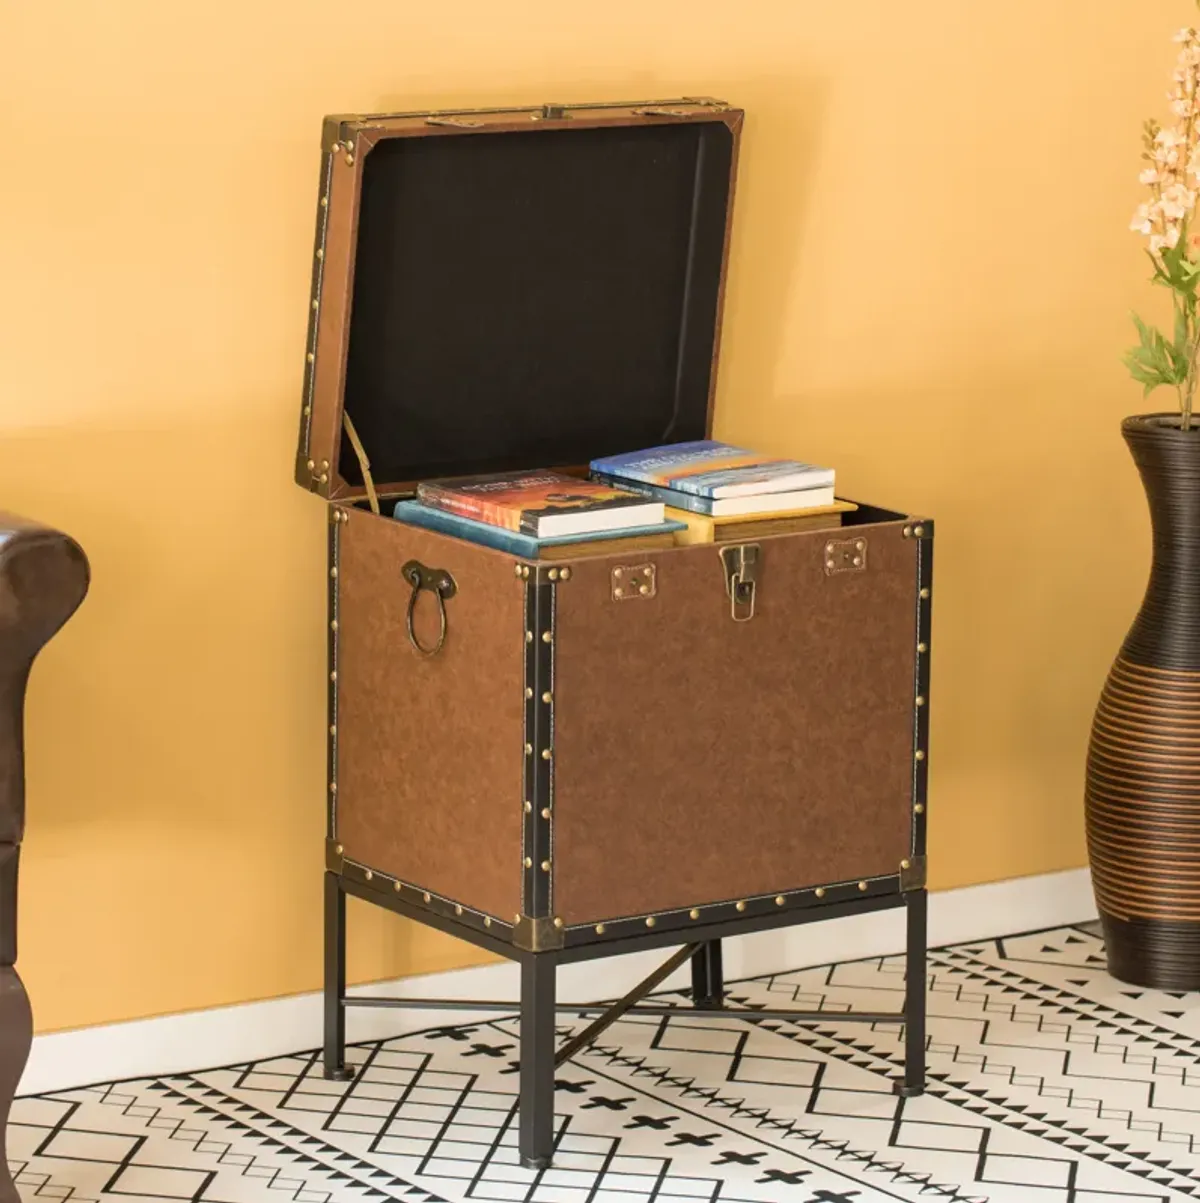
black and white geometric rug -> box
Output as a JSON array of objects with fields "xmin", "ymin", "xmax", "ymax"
[{"xmin": 11, "ymin": 923, "xmax": 1200, "ymax": 1203}]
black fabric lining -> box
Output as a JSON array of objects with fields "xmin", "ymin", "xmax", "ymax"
[{"xmin": 340, "ymin": 120, "xmax": 733, "ymax": 486}]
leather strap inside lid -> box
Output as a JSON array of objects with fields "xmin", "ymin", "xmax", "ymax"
[{"xmin": 341, "ymin": 413, "xmax": 380, "ymax": 514}]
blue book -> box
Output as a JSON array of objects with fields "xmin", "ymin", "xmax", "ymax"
[
  {"xmin": 591, "ymin": 472, "xmax": 836, "ymax": 518},
  {"xmin": 591, "ymin": 440, "xmax": 834, "ymax": 500},
  {"xmin": 393, "ymin": 500, "xmax": 684, "ymax": 557}
]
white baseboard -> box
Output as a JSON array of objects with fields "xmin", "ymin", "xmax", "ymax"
[{"xmin": 20, "ymin": 866, "xmax": 1096, "ymax": 1097}]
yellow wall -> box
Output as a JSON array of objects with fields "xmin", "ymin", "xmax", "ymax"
[{"xmin": 0, "ymin": 0, "xmax": 1182, "ymax": 1033}]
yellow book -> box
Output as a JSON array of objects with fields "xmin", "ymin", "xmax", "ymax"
[{"xmin": 669, "ymin": 501, "xmax": 857, "ymax": 545}]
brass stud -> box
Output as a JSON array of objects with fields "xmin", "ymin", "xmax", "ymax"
[
  {"xmin": 856, "ymin": 540, "xmax": 865, "ymax": 551},
  {"xmin": 900, "ymin": 859, "xmax": 911, "ymax": 870},
  {"xmin": 423, "ymin": 892, "xmax": 431, "ymax": 903},
  {"xmin": 858, "ymin": 881, "xmax": 868, "ymax": 891},
  {"xmin": 523, "ymin": 800, "xmax": 532, "ymax": 813},
  {"xmin": 303, "ymin": 405, "xmax": 311, "ymax": 416},
  {"xmin": 330, "ymin": 566, "xmax": 338, "ymax": 578},
  {"xmin": 525, "ymin": 687, "xmax": 533, "ymax": 698},
  {"xmin": 915, "ymin": 749, "xmax": 925, "ymax": 761},
  {"xmin": 852, "ymin": 556, "xmax": 862, "ymax": 567},
  {"xmin": 920, "ymin": 587, "xmax": 931, "ymax": 599},
  {"xmin": 645, "ymin": 916, "xmax": 656, "ymax": 928},
  {"xmin": 393, "ymin": 880, "xmax": 401, "ymax": 892},
  {"xmin": 542, "ymin": 691, "xmax": 552, "ymax": 703},
  {"xmin": 614, "ymin": 587, "xmax": 624, "ymax": 598},
  {"xmin": 542, "ymin": 631, "xmax": 552, "ymax": 643},
  {"xmin": 523, "ymin": 856, "xmax": 532, "ymax": 869},
  {"xmin": 736, "ymin": 901, "xmax": 746, "ymax": 912},
  {"xmin": 825, "ymin": 542, "xmax": 835, "ymax": 553},
  {"xmin": 335, "ymin": 844, "xmax": 343, "ymax": 855},
  {"xmin": 515, "ymin": 913, "xmax": 522, "ymax": 923},
  {"xmin": 455, "ymin": 904, "xmax": 463, "ymax": 916},
  {"xmin": 524, "ymin": 743, "xmax": 533, "ymax": 755},
  {"xmin": 775, "ymin": 895, "xmax": 785, "ymax": 906},
  {"xmin": 554, "ymin": 917, "xmax": 564, "ymax": 929},
  {"xmin": 319, "ymin": 472, "xmax": 328, "ymax": 483},
  {"xmin": 320, "ymin": 195, "xmax": 328, "ymax": 207},
  {"xmin": 916, "ymin": 695, "xmax": 926, "ymax": 707},
  {"xmin": 316, "ymin": 248, "xmax": 324, "ymax": 260},
  {"xmin": 560, "ymin": 567, "xmax": 572, "ymax": 581},
  {"xmin": 541, "ymin": 807, "xmax": 551, "ymax": 819},
  {"xmin": 329, "ymin": 724, "xmax": 336, "ymax": 735},
  {"xmin": 484, "ymin": 916, "xmax": 492, "ymax": 927},
  {"xmin": 514, "ymin": 564, "xmax": 523, "ymax": 578},
  {"xmin": 614, "ymin": 567, "xmax": 624, "ymax": 577},
  {"xmin": 521, "ymin": 566, "xmax": 531, "ymax": 579},
  {"xmin": 331, "ymin": 619, "xmax": 338, "ymax": 631},
  {"xmin": 330, "ymin": 782, "xmax": 337, "ymax": 793},
  {"xmin": 541, "ymin": 748, "xmax": 551, "ymax": 761},
  {"xmin": 825, "ymin": 560, "xmax": 834, "ymax": 570},
  {"xmin": 548, "ymin": 568, "xmax": 559, "ymax": 581},
  {"xmin": 541, "ymin": 860, "xmax": 551, "ymax": 872},
  {"xmin": 345, "ymin": 154, "xmax": 354, "ymax": 166},
  {"xmin": 526, "ymin": 631, "xmax": 533, "ymax": 643},
  {"xmin": 312, "ymin": 298, "xmax": 319, "ymax": 310},
  {"xmin": 307, "ymin": 459, "xmax": 315, "ymax": 470},
  {"xmin": 639, "ymin": 585, "xmax": 650, "ymax": 595},
  {"xmin": 917, "ymin": 642, "xmax": 927, "ymax": 653},
  {"xmin": 689, "ymin": 908, "xmax": 700, "ymax": 919},
  {"xmin": 306, "ymin": 352, "xmax": 315, "ymax": 365},
  {"xmin": 915, "ymin": 803, "xmax": 925, "ymax": 814},
  {"xmin": 815, "ymin": 887, "xmax": 826, "ymax": 898},
  {"xmin": 330, "ymin": 670, "xmax": 337, "ymax": 681},
  {"xmin": 914, "ymin": 524, "xmax": 925, "ymax": 537},
  {"xmin": 595, "ymin": 923, "xmax": 606, "ymax": 934},
  {"xmin": 364, "ymin": 869, "xmax": 372, "ymax": 881},
  {"xmin": 903, "ymin": 525, "xmax": 912, "ymax": 538}
]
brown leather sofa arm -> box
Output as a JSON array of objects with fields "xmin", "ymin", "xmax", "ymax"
[{"xmin": 0, "ymin": 514, "xmax": 88, "ymax": 1203}]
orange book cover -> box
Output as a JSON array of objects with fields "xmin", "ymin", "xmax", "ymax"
[{"xmin": 415, "ymin": 471, "xmax": 653, "ymax": 536}]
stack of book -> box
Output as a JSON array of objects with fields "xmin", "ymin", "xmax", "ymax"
[
  {"xmin": 392, "ymin": 471, "xmax": 686, "ymax": 560},
  {"xmin": 589, "ymin": 440, "xmax": 851, "ymax": 544}
]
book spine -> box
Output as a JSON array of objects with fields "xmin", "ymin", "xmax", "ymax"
[
  {"xmin": 590, "ymin": 473, "xmax": 713, "ymax": 514},
  {"xmin": 415, "ymin": 483, "xmax": 522, "ymax": 531}
]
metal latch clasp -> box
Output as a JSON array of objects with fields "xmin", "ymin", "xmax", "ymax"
[{"xmin": 719, "ymin": 544, "xmax": 760, "ymax": 622}]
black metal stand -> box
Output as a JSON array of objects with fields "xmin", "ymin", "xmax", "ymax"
[
  {"xmin": 322, "ymin": 875, "xmax": 928, "ymax": 1165},
  {"xmin": 519, "ymin": 955, "xmax": 556, "ymax": 1167},
  {"xmin": 896, "ymin": 887, "xmax": 927, "ymax": 1098},
  {"xmin": 691, "ymin": 940, "xmax": 724, "ymax": 1008},
  {"xmin": 323, "ymin": 872, "xmax": 354, "ymax": 1082}
]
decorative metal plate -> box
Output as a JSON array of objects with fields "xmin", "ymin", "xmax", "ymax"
[{"xmin": 611, "ymin": 563, "xmax": 656, "ymax": 601}]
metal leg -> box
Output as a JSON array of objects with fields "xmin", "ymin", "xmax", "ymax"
[
  {"xmin": 324, "ymin": 872, "xmax": 355, "ymax": 1081},
  {"xmin": 519, "ymin": 954, "xmax": 556, "ymax": 1169},
  {"xmin": 896, "ymin": 887, "xmax": 927, "ymax": 1097},
  {"xmin": 691, "ymin": 940, "xmax": 724, "ymax": 1008}
]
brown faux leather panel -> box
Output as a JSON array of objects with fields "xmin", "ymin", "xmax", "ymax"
[
  {"xmin": 0, "ymin": 516, "xmax": 90, "ymax": 846},
  {"xmin": 334, "ymin": 513, "xmax": 525, "ymax": 920},
  {"xmin": 552, "ymin": 523, "xmax": 918, "ymax": 925}
]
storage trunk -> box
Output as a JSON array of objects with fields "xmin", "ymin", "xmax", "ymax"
[{"xmin": 294, "ymin": 97, "xmax": 932, "ymax": 1167}]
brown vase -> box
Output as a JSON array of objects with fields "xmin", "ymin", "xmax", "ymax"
[{"xmin": 1086, "ymin": 413, "xmax": 1200, "ymax": 990}]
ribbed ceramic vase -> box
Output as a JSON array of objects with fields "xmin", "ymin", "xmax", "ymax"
[{"xmin": 1086, "ymin": 413, "xmax": 1200, "ymax": 990}]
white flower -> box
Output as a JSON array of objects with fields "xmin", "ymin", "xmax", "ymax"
[
  {"xmin": 1160, "ymin": 182, "xmax": 1195, "ymax": 219},
  {"xmin": 1141, "ymin": 167, "xmax": 1162, "ymax": 185},
  {"xmin": 1156, "ymin": 127, "xmax": 1186, "ymax": 147},
  {"xmin": 1172, "ymin": 98, "xmax": 1196, "ymax": 118},
  {"xmin": 1132, "ymin": 202, "xmax": 1156, "ymax": 234},
  {"xmin": 1175, "ymin": 26, "xmax": 1197, "ymax": 43}
]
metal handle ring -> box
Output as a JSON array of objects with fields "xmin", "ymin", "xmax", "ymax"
[{"xmin": 402, "ymin": 560, "xmax": 456, "ymax": 658}]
